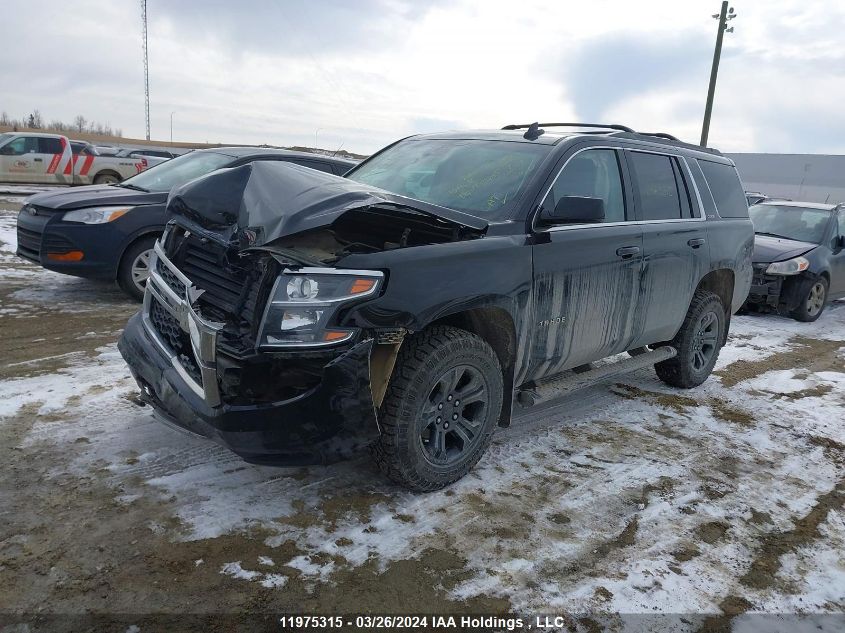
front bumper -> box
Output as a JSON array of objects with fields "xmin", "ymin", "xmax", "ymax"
[
  {"xmin": 119, "ymin": 312, "xmax": 381, "ymax": 465},
  {"xmin": 744, "ymin": 268, "xmax": 812, "ymax": 312},
  {"xmin": 117, "ymin": 241, "xmax": 381, "ymax": 465},
  {"xmin": 16, "ymin": 207, "xmax": 121, "ymax": 279}
]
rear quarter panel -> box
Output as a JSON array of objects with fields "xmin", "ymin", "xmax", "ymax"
[{"xmin": 706, "ymin": 217, "xmax": 754, "ymax": 313}]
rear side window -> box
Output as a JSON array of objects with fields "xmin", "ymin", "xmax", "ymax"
[
  {"xmin": 38, "ymin": 137, "xmax": 63, "ymax": 154},
  {"xmin": 627, "ymin": 152, "xmax": 684, "ymax": 220},
  {"xmin": 698, "ymin": 160, "xmax": 748, "ymax": 218}
]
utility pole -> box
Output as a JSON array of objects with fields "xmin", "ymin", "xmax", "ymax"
[
  {"xmin": 141, "ymin": 0, "xmax": 151, "ymax": 140},
  {"xmin": 170, "ymin": 111, "xmax": 175, "ymax": 144},
  {"xmin": 700, "ymin": 1, "xmax": 736, "ymax": 147}
]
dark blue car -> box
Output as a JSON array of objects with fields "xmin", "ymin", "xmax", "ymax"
[{"xmin": 16, "ymin": 147, "xmax": 356, "ymax": 300}]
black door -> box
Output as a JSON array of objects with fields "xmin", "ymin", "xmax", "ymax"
[
  {"xmin": 528, "ymin": 147, "xmax": 644, "ymax": 381},
  {"xmin": 625, "ymin": 150, "xmax": 709, "ymax": 347}
]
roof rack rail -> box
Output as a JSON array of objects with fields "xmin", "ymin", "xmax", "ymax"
[
  {"xmin": 502, "ymin": 122, "xmax": 635, "ymax": 133},
  {"xmin": 638, "ymin": 132, "xmax": 679, "ymax": 141}
]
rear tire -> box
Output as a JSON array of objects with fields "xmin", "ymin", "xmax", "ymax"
[
  {"xmin": 789, "ymin": 277, "xmax": 828, "ymax": 322},
  {"xmin": 94, "ymin": 172, "xmax": 120, "ymax": 185},
  {"xmin": 372, "ymin": 325, "xmax": 503, "ymax": 491},
  {"xmin": 655, "ymin": 290, "xmax": 725, "ymax": 389},
  {"xmin": 117, "ymin": 236, "xmax": 157, "ymax": 302}
]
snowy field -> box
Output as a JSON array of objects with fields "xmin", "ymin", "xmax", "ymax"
[{"xmin": 0, "ymin": 199, "xmax": 843, "ymax": 630}]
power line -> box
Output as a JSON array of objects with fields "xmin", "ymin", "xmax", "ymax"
[{"xmin": 141, "ymin": 0, "xmax": 150, "ymax": 140}]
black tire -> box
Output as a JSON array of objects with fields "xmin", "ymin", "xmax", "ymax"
[
  {"xmin": 117, "ymin": 236, "xmax": 157, "ymax": 301},
  {"xmin": 654, "ymin": 290, "xmax": 726, "ymax": 389},
  {"xmin": 93, "ymin": 172, "xmax": 120, "ymax": 185},
  {"xmin": 372, "ymin": 325, "xmax": 503, "ymax": 491},
  {"xmin": 789, "ymin": 277, "xmax": 828, "ymax": 322}
]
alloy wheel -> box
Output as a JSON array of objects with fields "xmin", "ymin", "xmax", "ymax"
[
  {"xmin": 805, "ymin": 282, "xmax": 826, "ymax": 317},
  {"xmin": 131, "ymin": 248, "xmax": 154, "ymax": 293},
  {"xmin": 419, "ymin": 364, "xmax": 489, "ymax": 466},
  {"xmin": 690, "ymin": 310, "xmax": 719, "ymax": 371}
]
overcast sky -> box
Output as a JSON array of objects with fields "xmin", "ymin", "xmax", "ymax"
[{"xmin": 2, "ymin": 0, "xmax": 844, "ymax": 155}]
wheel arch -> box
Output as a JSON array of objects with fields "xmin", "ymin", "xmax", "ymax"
[
  {"xmin": 428, "ymin": 306, "xmax": 517, "ymax": 428},
  {"xmin": 695, "ymin": 269, "xmax": 735, "ymax": 345},
  {"xmin": 93, "ymin": 169, "xmax": 122, "ymax": 183},
  {"xmin": 115, "ymin": 230, "xmax": 162, "ymax": 279}
]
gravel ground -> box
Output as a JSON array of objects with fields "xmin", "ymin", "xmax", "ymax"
[{"xmin": 0, "ymin": 198, "xmax": 843, "ymax": 632}]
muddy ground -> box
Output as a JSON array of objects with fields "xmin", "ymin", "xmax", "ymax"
[{"xmin": 0, "ymin": 198, "xmax": 844, "ymax": 632}]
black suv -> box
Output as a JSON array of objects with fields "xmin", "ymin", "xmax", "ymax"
[{"xmin": 119, "ymin": 123, "xmax": 753, "ymax": 491}]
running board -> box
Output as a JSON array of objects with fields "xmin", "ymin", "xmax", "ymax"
[{"xmin": 516, "ymin": 346, "xmax": 677, "ymax": 407}]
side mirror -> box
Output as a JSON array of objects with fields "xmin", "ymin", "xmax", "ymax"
[{"xmin": 540, "ymin": 196, "xmax": 605, "ymax": 225}]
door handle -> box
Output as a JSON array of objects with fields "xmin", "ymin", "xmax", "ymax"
[
  {"xmin": 616, "ymin": 246, "xmax": 641, "ymax": 259},
  {"xmin": 33, "ymin": 158, "xmax": 43, "ymax": 162},
  {"xmin": 687, "ymin": 238, "xmax": 706, "ymax": 248}
]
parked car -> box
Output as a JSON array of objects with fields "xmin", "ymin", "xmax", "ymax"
[
  {"xmin": 0, "ymin": 132, "xmax": 151, "ymax": 185},
  {"xmin": 118, "ymin": 122, "xmax": 753, "ymax": 491},
  {"xmin": 16, "ymin": 147, "xmax": 357, "ymax": 300},
  {"xmin": 744, "ymin": 201, "xmax": 845, "ymax": 321},
  {"xmin": 745, "ymin": 191, "xmax": 789, "ymax": 206},
  {"xmin": 113, "ymin": 148, "xmax": 179, "ymax": 168}
]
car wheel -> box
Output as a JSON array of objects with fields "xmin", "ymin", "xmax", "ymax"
[
  {"xmin": 655, "ymin": 290, "xmax": 725, "ymax": 389},
  {"xmin": 94, "ymin": 172, "xmax": 120, "ymax": 185},
  {"xmin": 790, "ymin": 277, "xmax": 828, "ymax": 322},
  {"xmin": 117, "ymin": 236, "xmax": 157, "ymax": 302},
  {"xmin": 372, "ymin": 325, "xmax": 503, "ymax": 491}
]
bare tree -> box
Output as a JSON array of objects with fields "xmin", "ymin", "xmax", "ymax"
[
  {"xmin": 0, "ymin": 111, "xmax": 9, "ymax": 126},
  {"xmin": 73, "ymin": 115, "xmax": 87, "ymax": 133}
]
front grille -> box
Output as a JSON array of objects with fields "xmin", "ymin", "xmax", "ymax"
[
  {"xmin": 148, "ymin": 296, "xmax": 202, "ymax": 383},
  {"xmin": 157, "ymin": 259, "xmax": 186, "ymax": 296},
  {"xmin": 16, "ymin": 226, "xmax": 42, "ymax": 261},
  {"xmin": 179, "ymin": 239, "xmax": 247, "ymax": 316}
]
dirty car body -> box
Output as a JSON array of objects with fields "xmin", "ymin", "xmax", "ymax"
[
  {"xmin": 744, "ymin": 201, "xmax": 845, "ymax": 317},
  {"xmin": 119, "ymin": 126, "xmax": 753, "ymax": 480}
]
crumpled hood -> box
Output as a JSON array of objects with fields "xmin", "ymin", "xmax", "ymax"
[
  {"xmin": 165, "ymin": 160, "xmax": 488, "ymax": 248},
  {"xmin": 753, "ymin": 234, "xmax": 817, "ymax": 263},
  {"xmin": 25, "ymin": 185, "xmax": 166, "ymax": 210}
]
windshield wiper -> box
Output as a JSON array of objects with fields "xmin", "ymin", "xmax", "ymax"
[
  {"xmin": 119, "ymin": 183, "xmax": 148, "ymax": 192},
  {"xmin": 755, "ymin": 231, "xmax": 791, "ymax": 240}
]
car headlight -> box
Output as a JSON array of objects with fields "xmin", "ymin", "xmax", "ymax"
[
  {"xmin": 258, "ymin": 268, "xmax": 384, "ymax": 348},
  {"xmin": 63, "ymin": 206, "xmax": 132, "ymax": 224},
  {"xmin": 766, "ymin": 256, "xmax": 809, "ymax": 275}
]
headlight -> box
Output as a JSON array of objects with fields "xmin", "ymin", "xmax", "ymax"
[
  {"xmin": 258, "ymin": 268, "xmax": 384, "ymax": 348},
  {"xmin": 766, "ymin": 256, "xmax": 809, "ymax": 275},
  {"xmin": 63, "ymin": 206, "xmax": 132, "ymax": 224}
]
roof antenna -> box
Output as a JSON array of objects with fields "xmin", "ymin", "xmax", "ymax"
[{"xmin": 523, "ymin": 122, "xmax": 544, "ymax": 140}]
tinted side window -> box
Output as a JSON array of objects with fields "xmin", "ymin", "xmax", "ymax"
[
  {"xmin": 698, "ymin": 160, "xmax": 748, "ymax": 218},
  {"xmin": 2, "ymin": 137, "xmax": 39, "ymax": 155},
  {"xmin": 628, "ymin": 152, "xmax": 682, "ymax": 220},
  {"xmin": 38, "ymin": 138, "xmax": 63, "ymax": 154},
  {"xmin": 689, "ymin": 159, "xmax": 718, "ymax": 217},
  {"xmin": 548, "ymin": 149, "xmax": 626, "ymax": 223}
]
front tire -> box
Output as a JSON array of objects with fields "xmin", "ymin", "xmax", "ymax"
[
  {"xmin": 372, "ymin": 326, "xmax": 503, "ymax": 491},
  {"xmin": 789, "ymin": 277, "xmax": 828, "ymax": 322},
  {"xmin": 117, "ymin": 236, "xmax": 157, "ymax": 302},
  {"xmin": 655, "ymin": 290, "xmax": 725, "ymax": 389}
]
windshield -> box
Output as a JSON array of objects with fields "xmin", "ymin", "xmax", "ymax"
[
  {"xmin": 120, "ymin": 151, "xmax": 232, "ymax": 193},
  {"xmin": 0, "ymin": 132, "xmax": 14, "ymax": 147},
  {"xmin": 347, "ymin": 138, "xmax": 551, "ymax": 217},
  {"xmin": 749, "ymin": 204, "xmax": 831, "ymax": 244}
]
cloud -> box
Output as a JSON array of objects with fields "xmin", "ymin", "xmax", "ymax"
[{"xmin": 565, "ymin": 31, "xmax": 712, "ymax": 121}]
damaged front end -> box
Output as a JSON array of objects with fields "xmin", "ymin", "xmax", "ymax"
[{"xmin": 118, "ymin": 160, "xmax": 486, "ymax": 464}]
